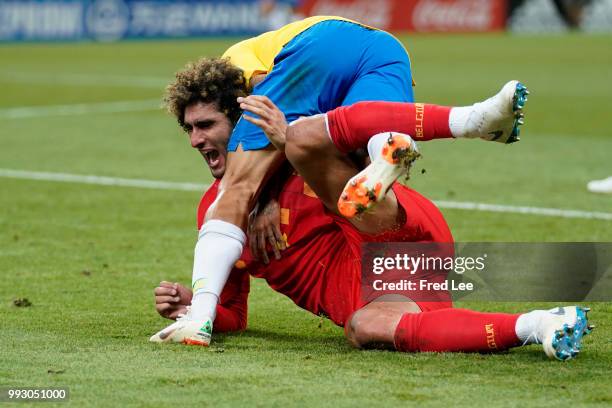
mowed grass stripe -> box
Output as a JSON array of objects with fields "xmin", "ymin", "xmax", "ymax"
[{"xmin": 0, "ymin": 99, "xmax": 161, "ymax": 119}]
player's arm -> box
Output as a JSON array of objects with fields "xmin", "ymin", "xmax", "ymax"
[
  {"xmin": 154, "ymin": 281, "xmax": 192, "ymax": 320},
  {"xmin": 248, "ymin": 161, "xmax": 292, "ymax": 263}
]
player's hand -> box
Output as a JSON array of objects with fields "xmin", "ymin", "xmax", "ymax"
[
  {"xmin": 248, "ymin": 198, "xmax": 286, "ymax": 264},
  {"xmin": 238, "ymin": 95, "xmax": 288, "ymax": 151},
  {"xmin": 154, "ymin": 281, "xmax": 193, "ymax": 320}
]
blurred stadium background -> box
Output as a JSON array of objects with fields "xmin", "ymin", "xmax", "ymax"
[{"xmin": 1, "ymin": 0, "xmax": 611, "ymax": 406}]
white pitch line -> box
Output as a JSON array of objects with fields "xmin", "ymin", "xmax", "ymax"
[
  {"xmin": 1, "ymin": 168, "xmax": 611, "ymax": 221},
  {"xmin": 0, "ymin": 169, "xmax": 204, "ymax": 192},
  {"xmin": 433, "ymin": 200, "xmax": 612, "ymax": 221},
  {"xmin": 0, "ymin": 99, "xmax": 161, "ymax": 119}
]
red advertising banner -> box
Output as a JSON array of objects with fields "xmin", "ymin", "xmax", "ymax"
[{"xmin": 299, "ymin": 0, "xmax": 508, "ymax": 33}]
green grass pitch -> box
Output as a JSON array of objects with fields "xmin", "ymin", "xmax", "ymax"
[{"xmin": 1, "ymin": 34, "xmax": 611, "ymax": 407}]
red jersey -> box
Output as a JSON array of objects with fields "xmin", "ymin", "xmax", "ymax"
[{"xmin": 197, "ymin": 174, "xmax": 453, "ymax": 331}]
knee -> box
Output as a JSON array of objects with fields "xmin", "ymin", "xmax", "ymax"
[
  {"xmin": 285, "ymin": 115, "xmax": 330, "ymax": 165},
  {"xmin": 345, "ymin": 301, "xmax": 414, "ymax": 349}
]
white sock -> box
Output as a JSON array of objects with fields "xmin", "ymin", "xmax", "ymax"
[
  {"xmin": 190, "ymin": 220, "xmax": 246, "ymax": 321},
  {"xmin": 367, "ymin": 132, "xmax": 391, "ymax": 161},
  {"xmin": 448, "ymin": 106, "xmax": 473, "ymax": 138},
  {"xmin": 515, "ymin": 310, "xmax": 548, "ymax": 344}
]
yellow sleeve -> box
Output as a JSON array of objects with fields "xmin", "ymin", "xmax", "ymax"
[{"xmin": 222, "ymin": 38, "xmax": 269, "ymax": 87}]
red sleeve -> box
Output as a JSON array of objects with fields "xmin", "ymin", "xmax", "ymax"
[
  {"xmin": 214, "ymin": 267, "xmax": 250, "ymax": 332},
  {"xmin": 197, "ymin": 180, "xmax": 250, "ymax": 332},
  {"xmin": 197, "ymin": 180, "xmax": 221, "ymax": 230}
]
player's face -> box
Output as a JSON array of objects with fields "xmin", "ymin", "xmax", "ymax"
[{"xmin": 184, "ymin": 102, "xmax": 233, "ymax": 179}]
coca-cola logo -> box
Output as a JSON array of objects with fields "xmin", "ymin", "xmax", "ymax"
[
  {"xmin": 412, "ymin": 0, "xmax": 495, "ymax": 32},
  {"xmin": 310, "ymin": 0, "xmax": 392, "ymax": 29}
]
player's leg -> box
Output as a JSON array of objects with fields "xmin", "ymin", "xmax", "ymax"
[
  {"xmin": 285, "ymin": 117, "xmax": 407, "ymax": 234},
  {"xmin": 187, "ymin": 145, "xmax": 283, "ymax": 321},
  {"xmin": 344, "ymin": 295, "xmax": 420, "ymax": 349},
  {"xmin": 323, "ymin": 81, "xmax": 528, "ymax": 218},
  {"xmin": 150, "ymin": 146, "xmax": 284, "ymax": 346},
  {"xmin": 286, "ymin": 79, "xmax": 530, "ymax": 195},
  {"xmin": 328, "ymin": 80, "xmax": 529, "ymax": 154},
  {"xmin": 346, "ymin": 300, "xmax": 594, "ymax": 360},
  {"xmin": 286, "ymin": 83, "xmax": 529, "ymax": 221}
]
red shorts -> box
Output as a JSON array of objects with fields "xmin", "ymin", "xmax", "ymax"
[{"xmin": 319, "ymin": 184, "xmax": 454, "ymax": 326}]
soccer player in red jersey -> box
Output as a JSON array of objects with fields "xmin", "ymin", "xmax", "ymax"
[
  {"xmin": 150, "ymin": 76, "xmax": 592, "ymax": 359},
  {"xmin": 167, "ymin": 18, "xmax": 533, "ymax": 335}
]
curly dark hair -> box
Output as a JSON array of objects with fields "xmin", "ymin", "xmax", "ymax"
[{"xmin": 164, "ymin": 57, "xmax": 248, "ymax": 129}]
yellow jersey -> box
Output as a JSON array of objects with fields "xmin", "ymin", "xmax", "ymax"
[{"xmin": 222, "ymin": 16, "xmax": 370, "ymax": 87}]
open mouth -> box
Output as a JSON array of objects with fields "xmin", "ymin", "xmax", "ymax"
[{"xmin": 203, "ymin": 150, "xmax": 220, "ymax": 168}]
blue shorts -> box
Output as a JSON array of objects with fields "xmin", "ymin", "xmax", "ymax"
[{"xmin": 228, "ymin": 20, "xmax": 414, "ymax": 152}]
